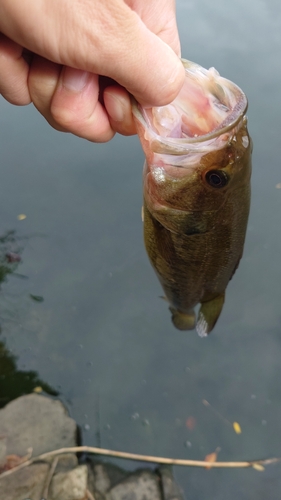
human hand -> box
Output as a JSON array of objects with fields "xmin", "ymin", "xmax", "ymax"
[{"xmin": 0, "ymin": 0, "xmax": 184, "ymax": 142}]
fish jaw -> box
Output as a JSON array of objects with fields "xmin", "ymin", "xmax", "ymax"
[
  {"xmin": 133, "ymin": 58, "xmax": 251, "ymax": 221},
  {"xmin": 132, "ymin": 59, "xmax": 248, "ymax": 156},
  {"xmin": 141, "ymin": 115, "xmax": 251, "ymax": 234}
]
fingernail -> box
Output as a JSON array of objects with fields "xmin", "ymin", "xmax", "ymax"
[
  {"xmin": 62, "ymin": 67, "xmax": 89, "ymax": 92},
  {"xmin": 104, "ymin": 91, "xmax": 125, "ymax": 122}
]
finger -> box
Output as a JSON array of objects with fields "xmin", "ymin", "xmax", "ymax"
[
  {"xmin": 0, "ymin": 33, "xmax": 31, "ymax": 105},
  {"xmin": 103, "ymin": 85, "xmax": 136, "ymax": 136},
  {"xmin": 67, "ymin": 6, "xmax": 185, "ymax": 108},
  {"xmin": 29, "ymin": 58, "xmax": 114, "ymax": 141},
  {"xmin": 29, "ymin": 57, "xmax": 114, "ymax": 141},
  {"xmin": 0, "ymin": 0, "xmax": 185, "ymax": 106},
  {"xmin": 28, "ymin": 55, "xmax": 66, "ymax": 131},
  {"xmin": 50, "ymin": 66, "xmax": 115, "ymax": 142}
]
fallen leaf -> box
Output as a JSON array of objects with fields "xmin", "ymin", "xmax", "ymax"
[
  {"xmin": 185, "ymin": 416, "xmax": 196, "ymax": 431},
  {"xmin": 5, "ymin": 252, "xmax": 21, "ymax": 263},
  {"xmin": 0, "ymin": 450, "xmax": 32, "ymax": 474},
  {"xmin": 30, "ymin": 294, "xmax": 44, "ymax": 303},
  {"xmin": 204, "ymin": 447, "xmax": 221, "ymax": 469},
  {"xmin": 252, "ymin": 463, "xmax": 265, "ymax": 471},
  {"xmin": 233, "ymin": 422, "xmax": 242, "ymax": 434},
  {"xmin": 33, "ymin": 386, "xmax": 43, "ymax": 393}
]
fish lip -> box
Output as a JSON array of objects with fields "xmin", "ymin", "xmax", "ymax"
[{"xmin": 132, "ymin": 58, "xmax": 248, "ymax": 155}]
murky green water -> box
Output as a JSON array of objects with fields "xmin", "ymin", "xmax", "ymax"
[{"xmin": 1, "ymin": 0, "xmax": 281, "ymax": 498}]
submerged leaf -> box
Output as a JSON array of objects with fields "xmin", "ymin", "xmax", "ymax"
[
  {"xmin": 30, "ymin": 294, "xmax": 44, "ymax": 303},
  {"xmin": 204, "ymin": 447, "xmax": 220, "ymax": 469},
  {"xmin": 252, "ymin": 463, "xmax": 265, "ymax": 471},
  {"xmin": 33, "ymin": 386, "xmax": 43, "ymax": 393},
  {"xmin": 185, "ymin": 416, "xmax": 196, "ymax": 430},
  {"xmin": 233, "ymin": 422, "xmax": 242, "ymax": 434}
]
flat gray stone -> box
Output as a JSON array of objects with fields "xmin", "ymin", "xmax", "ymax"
[
  {"xmin": 87, "ymin": 463, "xmax": 105, "ymax": 500},
  {"xmin": 89, "ymin": 462, "xmax": 128, "ymax": 495},
  {"xmin": 0, "ymin": 438, "xmax": 6, "ymax": 467},
  {"xmin": 0, "ymin": 462, "xmax": 49, "ymax": 500},
  {"xmin": 50, "ymin": 464, "xmax": 88, "ymax": 500},
  {"xmin": 55, "ymin": 453, "xmax": 79, "ymax": 473},
  {"xmin": 106, "ymin": 470, "xmax": 161, "ymax": 500},
  {"xmin": 158, "ymin": 467, "xmax": 185, "ymax": 500},
  {"xmin": 92, "ymin": 463, "xmax": 111, "ymax": 494},
  {"xmin": 0, "ymin": 394, "xmax": 77, "ymax": 457},
  {"xmin": 87, "ymin": 461, "xmax": 128, "ymax": 500}
]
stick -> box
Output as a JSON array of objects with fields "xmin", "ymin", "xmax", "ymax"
[
  {"xmin": 41, "ymin": 456, "xmax": 58, "ymax": 500},
  {"xmin": 0, "ymin": 446, "xmax": 280, "ymax": 479},
  {"xmin": 86, "ymin": 489, "xmax": 95, "ymax": 500}
]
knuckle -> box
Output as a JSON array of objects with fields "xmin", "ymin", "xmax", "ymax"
[
  {"xmin": 0, "ymin": 85, "xmax": 31, "ymax": 105},
  {"xmin": 50, "ymin": 104, "xmax": 114, "ymax": 143},
  {"xmin": 50, "ymin": 104, "xmax": 77, "ymax": 129}
]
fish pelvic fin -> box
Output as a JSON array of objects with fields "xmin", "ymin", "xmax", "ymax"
[
  {"xmin": 169, "ymin": 307, "xmax": 196, "ymax": 331},
  {"xmin": 196, "ymin": 293, "xmax": 225, "ymax": 337}
]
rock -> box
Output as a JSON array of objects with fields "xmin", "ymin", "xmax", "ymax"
[
  {"xmin": 0, "ymin": 462, "xmax": 49, "ymax": 500},
  {"xmin": 158, "ymin": 467, "xmax": 185, "ymax": 500},
  {"xmin": 87, "ymin": 461, "xmax": 129, "ymax": 500},
  {"xmin": 92, "ymin": 463, "xmax": 111, "ymax": 494},
  {"xmin": 0, "ymin": 394, "xmax": 77, "ymax": 457},
  {"xmin": 55, "ymin": 453, "xmax": 79, "ymax": 473},
  {"xmin": 106, "ymin": 470, "xmax": 162, "ymax": 500},
  {"xmin": 87, "ymin": 464, "xmax": 105, "ymax": 500},
  {"xmin": 50, "ymin": 464, "xmax": 88, "ymax": 500},
  {"xmin": 0, "ymin": 395, "xmax": 185, "ymax": 500},
  {"xmin": 89, "ymin": 462, "xmax": 128, "ymax": 495},
  {"xmin": 101, "ymin": 462, "xmax": 128, "ymax": 489},
  {"xmin": 0, "ymin": 438, "xmax": 6, "ymax": 467}
]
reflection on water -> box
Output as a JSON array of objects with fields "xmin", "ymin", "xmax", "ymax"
[
  {"xmin": 0, "ymin": 230, "xmax": 23, "ymax": 286},
  {"xmin": 1, "ymin": 1, "xmax": 281, "ymax": 498},
  {"xmin": 0, "ymin": 230, "xmax": 58, "ymax": 407},
  {"xmin": 0, "ymin": 341, "xmax": 58, "ymax": 408}
]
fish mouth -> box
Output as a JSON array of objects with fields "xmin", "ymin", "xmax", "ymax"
[{"xmin": 132, "ymin": 59, "xmax": 248, "ymax": 156}]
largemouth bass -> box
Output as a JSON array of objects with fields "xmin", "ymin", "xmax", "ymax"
[{"xmin": 132, "ymin": 59, "xmax": 252, "ymax": 337}]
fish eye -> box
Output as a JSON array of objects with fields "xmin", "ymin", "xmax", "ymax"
[{"xmin": 205, "ymin": 170, "xmax": 229, "ymax": 188}]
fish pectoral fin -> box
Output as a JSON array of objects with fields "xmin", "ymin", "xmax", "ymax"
[
  {"xmin": 169, "ymin": 307, "xmax": 196, "ymax": 331},
  {"xmin": 196, "ymin": 293, "xmax": 225, "ymax": 337}
]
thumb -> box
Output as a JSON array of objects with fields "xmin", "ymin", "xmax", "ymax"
[
  {"xmin": 112, "ymin": 32, "xmax": 185, "ymax": 106},
  {"xmin": 98, "ymin": 6, "xmax": 185, "ymax": 106}
]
